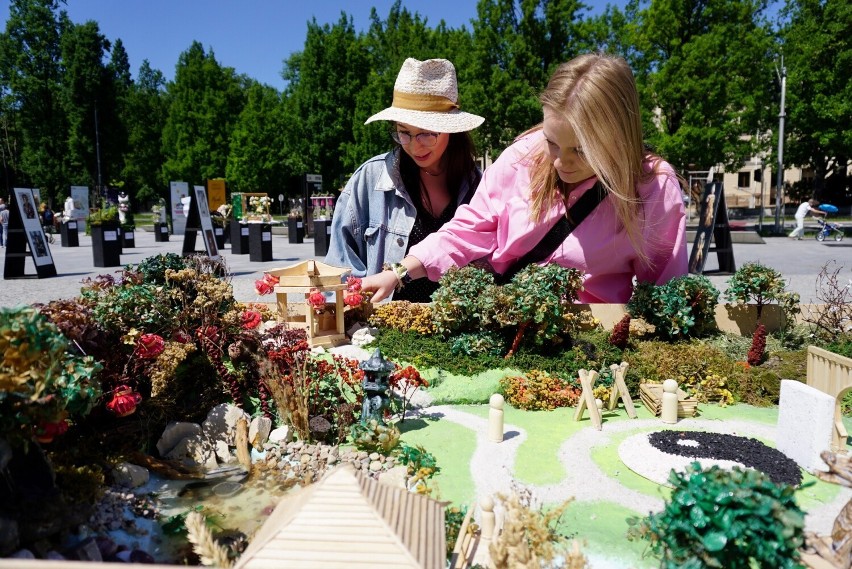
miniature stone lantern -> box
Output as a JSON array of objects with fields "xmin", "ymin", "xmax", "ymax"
[{"xmin": 359, "ymin": 349, "xmax": 395, "ymax": 423}]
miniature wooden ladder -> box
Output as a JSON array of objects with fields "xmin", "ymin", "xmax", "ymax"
[
  {"xmin": 607, "ymin": 362, "xmax": 638, "ymax": 419},
  {"xmin": 573, "ymin": 369, "xmax": 602, "ymax": 430}
]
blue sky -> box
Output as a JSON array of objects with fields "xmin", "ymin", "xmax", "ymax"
[{"xmin": 1, "ymin": 0, "xmax": 622, "ymax": 90}]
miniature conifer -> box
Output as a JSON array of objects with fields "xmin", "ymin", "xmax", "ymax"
[
  {"xmin": 609, "ymin": 314, "xmax": 631, "ymax": 350},
  {"xmin": 747, "ymin": 324, "xmax": 767, "ymax": 366}
]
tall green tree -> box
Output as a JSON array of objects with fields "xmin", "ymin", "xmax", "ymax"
[
  {"xmin": 122, "ymin": 60, "xmax": 167, "ymax": 203},
  {"xmin": 631, "ymin": 0, "xmax": 776, "ymax": 171},
  {"xmin": 781, "ymin": 0, "xmax": 851, "ymax": 202},
  {"xmin": 466, "ymin": 0, "xmax": 587, "ymax": 156},
  {"xmin": 105, "ymin": 37, "xmax": 131, "ymax": 190},
  {"xmin": 346, "ymin": 3, "xmax": 442, "ymax": 172},
  {"xmin": 59, "ymin": 18, "xmax": 117, "ymax": 193},
  {"xmin": 161, "ymin": 41, "xmax": 244, "ymax": 186},
  {"xmin": 0, "ymin": 0, "xmax": 65, "ymax": 202},
  {"xmin": 281, "ymin": 14, "xmax": 368, "ymax": 189},
  {"xmin": 226, "ymin": 81, "xmax": 285, "ymax": 193}
]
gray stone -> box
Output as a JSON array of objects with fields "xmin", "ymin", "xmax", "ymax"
[
  {"xmin": 156, "ymin": 422, "xmax": 201, "ymax": 457},
  {"xmin": 112, "ymin": 462, "xmax": 149, "ymax": 488},
  {"xmin": 163, "ymin": 433, "xmax": 216, "ymax": 470},
  {"xmin": 249, "ymin": 416, "xmax": 273, "ymax": 450},
  {"xmin": 215, "ymin": 440, "xmax": 232, "ymax": 464},
  {"xmin": 369, "ymin": 460, "xmax": 383, "ymax": 472},
  {"xmin": 378, "ymin": 465, "xmax": 409, "ymax": 489},
  {"xmin": 72, "ymin": 537, "xmax": 102, "ymax": 562},
  {"xmin": 202, "ymin": 403, "xmax": 249, "ymax": 446}
]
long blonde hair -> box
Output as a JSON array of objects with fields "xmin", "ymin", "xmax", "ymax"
[{"xmin": 527, "ymin": 53, "xmax": 661, "ymax": 264}]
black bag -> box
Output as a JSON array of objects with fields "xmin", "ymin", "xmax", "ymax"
[{"xmin": 494, "ymin": 181, "xmax": 607, "ymax": 284}]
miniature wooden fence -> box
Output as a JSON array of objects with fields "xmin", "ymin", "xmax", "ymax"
[{"xmin": 806, "ymin": 345, "xmax": 852, "ymax": 453}]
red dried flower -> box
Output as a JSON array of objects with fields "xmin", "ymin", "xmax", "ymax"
[
  {"xmin": 307, "ymin": 289, "xmax": 326, "ymax": 313},
  {"xmin": 255, "ymin": 274, "xmax": 279, "ymax": 296},
  {"xmin": 34, "ymin": 417, "xmax": 69, "ymax": 443},
  {"xmin": 137, "ymin": 333, "xmax": 165, "ymax": 358},
  {"xmin": 241, "ymin": 309, "xmax": 262, "ymax": 330},
  {"xmin": 106, "ymin": 385, "xmax": 142, "ymax": 417},
  {"xmin": 344, "ymin": 293, "xmax": 363, "ymax": 307},
  {"xmin": 346, "ymin": 276, "xmax": 362, "ymax": 293}
]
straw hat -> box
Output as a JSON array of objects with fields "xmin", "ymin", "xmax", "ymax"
[{"xmin": 365, "ymin": 58, "xmax": 484, "ymax": 133}]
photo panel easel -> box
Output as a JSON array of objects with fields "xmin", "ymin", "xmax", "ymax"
[
  {"xmin": 4, "ymin": 188, "xmax": 57, "ymax": 279},
  {"xmin": 688, "ymin": 181, "xmax": 735, "ymax": 275},
  {"xmin": 181, "ymin": 185, "xmax": 221, "ymax": 261}
]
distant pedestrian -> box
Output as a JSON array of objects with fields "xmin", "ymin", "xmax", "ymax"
[
  {"xmin": 0, "ymin": 204, "xmax": 8, "ymax": 247},
  {"xmin": 788, "ymin": 199, "xmax": 826, "ymax": 240}
]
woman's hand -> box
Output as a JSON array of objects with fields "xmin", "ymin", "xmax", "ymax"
[{"xmin": 361, "ymin": 271, "xmax": 401, "ymax": 303}]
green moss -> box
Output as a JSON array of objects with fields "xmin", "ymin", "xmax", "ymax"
[
  {"xmin": 556, "ymin": 500, "xmax": 657, "ymax": 569},
  {"xmin": 398, "ymin": 413, "xmax": 477, "ymax": 506}
]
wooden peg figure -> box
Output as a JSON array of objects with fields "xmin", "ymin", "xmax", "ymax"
[
  {"xmin": 661, "ymin": 378, "xmax": 679, "ymax": 424},
  {"xmin": 489, "ymin": 393, "xmax": 504, "ymax": 443},
  {"xmin": 573, "ymin": 369, "xmax": 602, "ymax": 430},
  {"xmin": 479, "ymin": 495, "xmax": 496, "ymax": 542}
]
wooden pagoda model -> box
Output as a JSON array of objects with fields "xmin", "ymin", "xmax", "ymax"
[
  {"xmin": 234, "ymin": 464, "xmax": 446, "ymax": 569},
  {"xmin": 264, "ymin": 260, "xmax": 350, "ymax": 348}
]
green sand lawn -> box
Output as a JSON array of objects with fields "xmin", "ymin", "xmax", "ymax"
[{"xmin": 399, "ymin": 389, "xmax": 850, "ymax": 567}]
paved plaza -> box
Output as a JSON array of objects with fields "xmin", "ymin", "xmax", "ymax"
[{"xmin": 0, "ymin": 226, "xmax": 849, "ymax": 308}]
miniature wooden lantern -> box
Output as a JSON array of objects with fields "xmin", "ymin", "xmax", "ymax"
[{"xmin": 264, "ymin": 260, "xmax": 350, "ymax": 348}]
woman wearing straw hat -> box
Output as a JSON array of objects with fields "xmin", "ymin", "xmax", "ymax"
[
  {"xmin": 325, "ymin": 58, "xmax": 483, "ymax": 303},
  {"xmin": 362, "ymin": 53, "xmax": 687, "ymax": 304}
]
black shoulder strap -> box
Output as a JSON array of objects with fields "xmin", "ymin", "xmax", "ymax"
[{"xmin": 498, "ymin": 181, "xmax": 607, "ymax": 284}]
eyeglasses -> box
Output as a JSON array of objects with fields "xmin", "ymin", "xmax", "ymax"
[{"xmin": 391, "ymin": 130, "xmax": 439, "ymax": 147}]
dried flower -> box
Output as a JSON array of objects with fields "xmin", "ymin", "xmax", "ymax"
[
  {"xmin": 307, "ymin": 289, "xmax": 326, "ymax": 314},
  {"xmin": 254, "ymin": 273, "xmax": 279, "ymax": 296},
  {"xmin": 241, "ymin": 309, "xmax": 262, "ymax": 330},
  {"xmin": 137, "ymin": 333, "xmax": 165, "ymax": 359}
]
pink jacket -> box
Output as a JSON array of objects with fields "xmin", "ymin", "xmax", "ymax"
[{"xmin": 409, "ymin": 131, "xmax": 688, "ymax": 303}]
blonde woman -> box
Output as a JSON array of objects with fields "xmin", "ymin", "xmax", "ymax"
[{"xmin": 362, "ymin": 53, "xmax": 687, "ymax": 303}]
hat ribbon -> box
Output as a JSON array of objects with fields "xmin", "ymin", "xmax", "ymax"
[{"xmin": 392, "ymin": 90, "xmax": 459, "ymax": 112}]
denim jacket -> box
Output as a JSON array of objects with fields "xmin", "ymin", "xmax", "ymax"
[{"xmin": 325, "ymin": 149, "xmax": 478, "ymax": 277}]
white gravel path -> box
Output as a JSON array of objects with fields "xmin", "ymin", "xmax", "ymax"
[{"xmin": 420, "ymin": 406, "xmax": 852, "ymax": 537}]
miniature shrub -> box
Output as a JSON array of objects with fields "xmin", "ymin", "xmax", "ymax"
[
  {"xmin": 747, "ymin": 324, "xmax": 767, "ymax": 366},
  {"xmin": 368, "ymin": 301, "xmax": 435, "ymax": 335},
  {"xmin": 724, "ymin": 262, "xmax": 801, "ymax": 320},
  {"xmin": 431, "ymin": 266, "xmax": 497, "ymax": 336},
  {"xmin": 609, "ymin": 314, "xmax": 631, "ymax": 350},
  {"xmin": 627, "ymin": 463, "xmax": 805, "ymax": 568},
  {"xmin": 627, "ymin": 275, "xmax": 719, "ymax": 340},
  {"xmin": 372, "ymin": 328, "xmax": 620, "ymax": 383},
  {"xmin": 499, "ymin": 370, "xmax": 581, "ymax": 411},
  {"xmin": 804, "ymin": 261, "xmax": 852, "ymax": 344},
  {"xmin": 451, "ymin": 331, "xmax": 507, "ymax": 357}
]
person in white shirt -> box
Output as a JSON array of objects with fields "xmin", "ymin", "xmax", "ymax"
[{"xmin": 788, "ymin": 199, "xmax": 826, "ymax": 239}]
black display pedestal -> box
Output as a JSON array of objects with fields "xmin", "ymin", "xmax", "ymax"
[
  {"xmin": 230, "ymin": 221, "xmax": 249, "ymax": 254},
  {"xmin": 288, "ymin": 217, "xmax": 305, "ymax": 244},
  {"xmin": 214, "ymin": 226, "xmax": 226, "ymax": 249},
  {"xmin": 121, "ymin": 226, "xmax": 136, "ymax": 248},
  {"xmin": 60, "ymin": 221, "xmax": 79, "ymax": 247},
  {"xmin": 313, "ymin": 219, "xmax": 332, "ymax": 257},
  {"xmin": 154, "ymin": 222, "xmax": 169, "ymax": 242},
  {"xmin": 91, "ymin": 224, "xmax": 121, "ymax": 267},
  {"xmin": 248, "ymin": 223, "xmax": 273, "ymax": 262}
]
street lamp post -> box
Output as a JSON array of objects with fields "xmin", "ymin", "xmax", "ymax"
[{"xmin": 773, "ymin": 57, "xmax": 787, "ymax": 234}]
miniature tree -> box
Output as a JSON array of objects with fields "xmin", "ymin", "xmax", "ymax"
[
  {"xmin": 628, "ymin": 275, "xmax": 719, "ymax": 340},
  {"xmin": 500, "ymin": 264, "xmax": 584, "ymax": 357},
  {"xmin": 724, "ymin": 262, "xmax": 800, "ymax": 319},
  {"xmin": 430, "ymin": 266, "xmax": 497, "ymax": 336},
  {"xmin": 747, "ymin": 324, "xmax": 767, "ymax": 366},
  {"xmin": 609, "ymin": 314, "xmax": 631, "ymax": 350}
]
